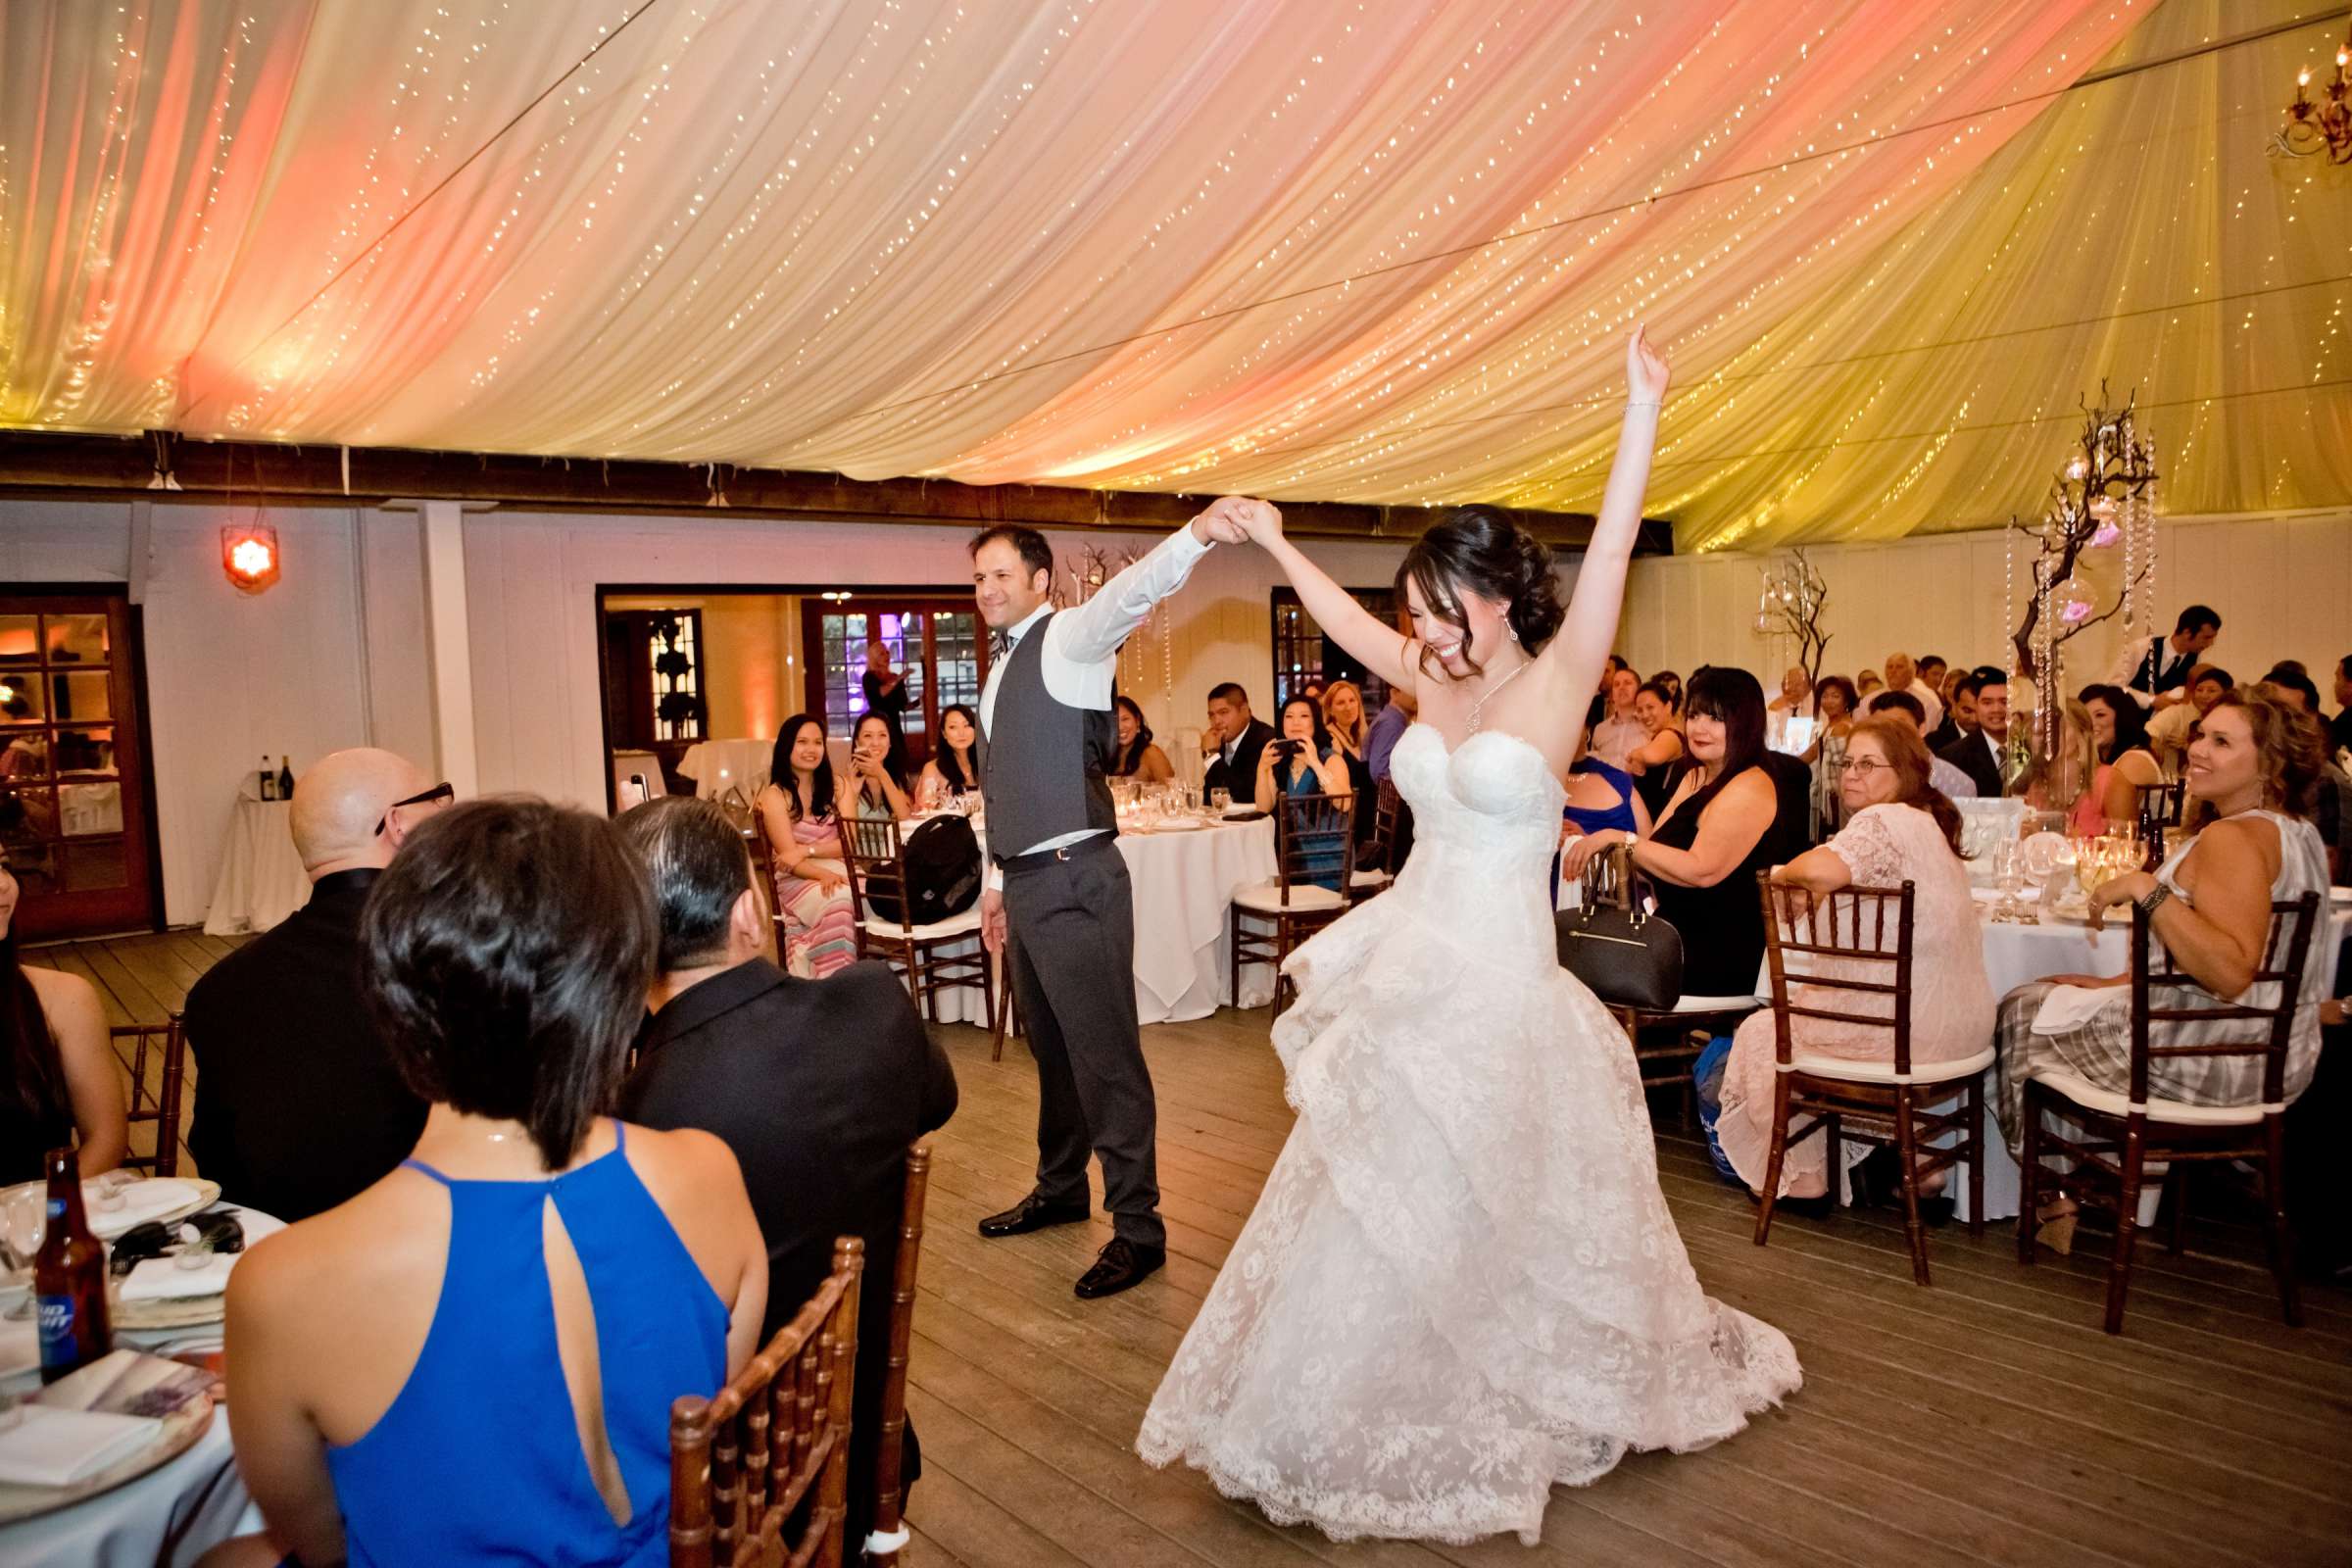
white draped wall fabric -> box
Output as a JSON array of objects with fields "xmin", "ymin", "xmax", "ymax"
[{"xmin": 1, "ymin": 0, "xmax": 2345, "ymax": 548}]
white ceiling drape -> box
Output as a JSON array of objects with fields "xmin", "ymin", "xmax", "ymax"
[{"xmin": 1, "ymin": 0, "xmax": 2344, "ymax": 547}]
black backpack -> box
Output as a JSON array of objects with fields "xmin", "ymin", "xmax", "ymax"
[{"xmin": 863, "ymin": 814, "xmax": 983, "ymax": 927}]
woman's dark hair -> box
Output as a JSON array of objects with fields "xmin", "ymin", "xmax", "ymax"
[
  {"xmin": 2082, "ymin": 684, "xmax": 2151, "ymax": 762},
  {"xmin": 1679, "ymin": 665, "xmax": 1768, "ymax": 818},
  {"xmin": 1636, "ymin": 678, "xmax": 1679, "ymax": 711},
  {"xmin": 768, "ymin": 713, "xmax": 837, "ymax": 823},
  {"xmin": 936, "ymin": 704, "xmax": 981, "ymax": 791},
  {"xmin": 1654, "ymin": 669, "xmax": 1685, "ymax": 711},
  {"xmin": 1843, "ymin": 717, "xmax": 1964, "ymax": 855},
  {"xmin": 852, "ymin": 711, "xmax": 911, "ymax": 801},
  {"xmin": 1815, "ymin": 674, "xmax": 1859, "ymax": 717},
  {"xmin": 362, "ymin": 799, "xmax": 656, "ymax": 1170},
  {"xmin": 1394, "ymin": 505, "xmax": 1565, "ymax": 678},
  {"xmin": 1111, "ymin": 695, "xmax": 1155, "ymax": 777},
  {"xmin": 0, "ymin": 905, "xmax": 67, "ymax": 1130},
  {"xmin": 1278, "ymin": 695, "xmax": 1334, "ymax": 760}
]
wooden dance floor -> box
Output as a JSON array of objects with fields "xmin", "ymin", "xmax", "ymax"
[{"xmin": 54, "ymin": 932, "xmax": 2352, "ymax": 1567}]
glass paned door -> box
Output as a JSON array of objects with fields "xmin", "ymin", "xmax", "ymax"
[
  {"xmin": 810, "ymin": 601, "xmax": 986, "ymax": 763},
  {"xmin": 0, "ymin": 593, "xmax": 155, "ymax": 938}
]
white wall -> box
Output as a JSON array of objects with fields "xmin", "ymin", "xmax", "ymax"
[{"xmin": 1620, "ymin": 509, "xmax": 2352, "ymax": 699}]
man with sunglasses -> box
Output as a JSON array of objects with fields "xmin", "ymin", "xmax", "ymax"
[{"xmin": 183, "ymin": 750, "xmax": 452, "ymax": 1221}]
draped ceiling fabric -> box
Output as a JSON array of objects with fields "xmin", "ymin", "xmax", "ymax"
[{"xmin": 0, "ymin": 0, "xmax": 2345, "ymax": 550}]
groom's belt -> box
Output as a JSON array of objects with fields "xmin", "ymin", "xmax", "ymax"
[{"xmin": 996, "ymin": 830, "xmax": 1120, "ymax": 875}]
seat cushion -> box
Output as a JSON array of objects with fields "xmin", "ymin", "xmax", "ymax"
[
  {"xmin": 1349, "ymin": 867, "xmax": 1393, "ymax": 888},
  {"xmin": 1785, "ymin": 1045, "xmax": 1996, "ymax": 1086},
  {"xmin": 2025, "ymin": 1065, "xmax": 2272, "ymax": 1126},
  {"xmin": 1232, "ymin": 881, "xmax": 1348, "ymax": 914},
  {"xmin": 859, "ymin": 906, "xmax": 985, "ymax": 942}
]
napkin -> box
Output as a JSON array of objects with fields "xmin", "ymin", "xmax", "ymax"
[
  {"xmin": 2031, "ymin": 984, "xmax": 2119, "ymax": 1036},
  {"xmin": 121, "ymin": 1251, "xmax": 239, "ymax": 1301},
  {"xmin": 0, "ymin": 1405, "xmax": 162, "ymax": 1486},
  {"xmin": 83, "ymin": 1178, "xmax": 202, "ymax": 1240}
]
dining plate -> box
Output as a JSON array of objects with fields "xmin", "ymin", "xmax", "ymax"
[{"xmin": 0, "ymin": 1364, "xmax": 216, "ymax": 1526}]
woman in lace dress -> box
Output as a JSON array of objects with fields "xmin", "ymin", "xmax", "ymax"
[
  {"xmin": 1139, "ymin": 330, "xmax": 1799, "ymax": 1547},
  {"xmin": 1715, "ymin": 717, "xmax": 1994, "ymax": 1200}
]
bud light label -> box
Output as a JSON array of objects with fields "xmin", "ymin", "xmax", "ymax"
[{"xmin": 37, "ymin": 1296, "xmax": 78, "ymax": 1365}]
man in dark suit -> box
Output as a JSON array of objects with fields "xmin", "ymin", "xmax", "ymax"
[
  {"xmin": 1937, "ymin": 666, "xmax": 2011, "ymax": 799},
  {"xmin": 1200, "ymin": 682, "xmax": 1277, "ymax": 800},
  {"xmin": 182, "ymin": 749, "xmax": 447, "ymax": 1222},
  {"xmin": 614, "ymin": 797, "xmax": 957, "ymax": 1555}
]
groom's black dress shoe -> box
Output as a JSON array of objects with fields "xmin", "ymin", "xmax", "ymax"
[
  {"xmin": 977, "ymin": 1193, "xmax": 1092, "ymax": 1238},
  {"xmin": 1075, "ymin": 1238, "xmax": 1164, "ymax": 1299}
]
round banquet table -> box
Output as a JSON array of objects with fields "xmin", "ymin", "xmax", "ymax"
[
  {"xmin": 676, "ymin": 738, "xmax": 773, "ymax": 802},
  {"xmin": 202, "ymin": 796, "xmax": 310, "ymax": 936},
  {"xmin": 916, "ymin": 815, "xmax": 1279, "ymax": 1027}
]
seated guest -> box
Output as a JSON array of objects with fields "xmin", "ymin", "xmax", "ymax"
[
  {"xmin": 1855, "ymin": 668, "xmax": 1885, "ymax": 704},
  {"xmin": 1201, "ymin": 682, "xmax": 1277, "ymax": 799},
  {"xmin": 2259, "ymin": 672, "xmax": 2350, "ymax": 884},
  {"xmin": 224, "ymin": 799, "xmax": 766, "ymax": 1568},
  {"xmin": 1862, "ymin": 651, "xmax": 1944, "ymax": 736},
  {"xmin": 1717, "ymin": 717, "xmax": 1994, "ymax": 1199},
  {"xmin": 183, "ymin": 750, "xmax": 442, "ymax": 1219},
  {"xmin": 1564, "ymin": 666, "xmax": 1781, "ymax": 1000},
  {"xmin": 2019, "ymin": 696, "xmax": 2099, "ymax": 818},
  {"xmin": 1626, "ymin": 677, "xmax": 1689, "ymax": 820},
  {"xmin": 1937, "ymin": 666, "xmax": 2013, "ymax": 798},
  {"xmin": 1320, "ymin": 680, "xmax": 1378, "ymax": 829},
  {"xmin": 1927, "ymin": 670, "xmax": 1977, "ymax": 754},
  {"xmin": 1868, "ymin": 689, "xmax": 1978, "ymax": 800},
  {"xmin": 1554, "ymin": 696, "xmax": 1650, "ymax": 904},
  {"xmin": 1654, "ymin": 668, "xmax": 1685, "ymax": 713},
  {"xmin": 1590, "ymin": 664, "xmax": 1648, "ymax": 771},
  {"xmin": 846, "ymin": 711, "xmax": 914, "ymax": 820},
  {"xmin": 1, "ymin": 847, "xmax": 122, "ymax": 1181},
  {"xmin": 917, "ymin": 703, "xmax": 984, "ymax": 804},
  {"xmin": 1805, "ymin": 674, "xmax": 1861, "ymax": 835},
  {"xmin": 615, "ymin": 799, "xmax": 957, "ymax": 1554},
  {"xmin": 1996, "ymin": 692, "xmax": 2331, "ymax": 1244},
  {"xmin": 1363, "ymin": 680, "xmax": 1417, "ymax": 784},
  {"xmin": 2074, "ymin": 684, "xmax": 2164, "ymax": 834},
  {"xmin": 1767, "ymin": 665, "xmax": 1814, "ymax": 720},
  {"xmin": 1108, "ymin": 695, "xmax": 1175, "ymax": 784},
  {"xmin": 2145, "ymin": 663, "xmax": 2230, "ymax": 775},
  {"xmin": 755, "ymin": 714, "xmax": 857, "ymax": 979},
  {"xmin": 2334, "ymin": 656, "xmax": 2352, "ymax": 756},
  {"xmin": 1256, "ymin": 695, "xmax": 1353, "ymax": 890}
]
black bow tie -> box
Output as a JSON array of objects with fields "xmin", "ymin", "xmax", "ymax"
[{"xmin": 989, "ymin": 630, "xmax": 1011, "ymax": 660}]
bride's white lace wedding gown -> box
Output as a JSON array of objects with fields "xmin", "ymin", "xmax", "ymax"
[{"xmin": 1137, "ymin": 723, "xmax": 1801, "ymax": 1544}]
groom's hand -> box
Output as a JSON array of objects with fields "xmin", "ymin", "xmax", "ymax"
[
  {"xmin": 1191, "ymin": 496, "xmax": 1252, "ymax": 546},
  {"xmin": 980, "ymin": 886, "xmax": 1006, "ymax": 954}
]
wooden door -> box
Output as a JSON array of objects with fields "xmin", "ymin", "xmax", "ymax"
[{"xmin": 0, "ymin": 592, "xmax": 158, "ymax": 938}]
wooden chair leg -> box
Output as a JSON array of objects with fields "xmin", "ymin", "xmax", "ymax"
[
  {"xmin": 2166, "ymin": 1163, "xmax": 2189, "ymax": 1255},
  {"xmin": 1820, "ymin": 1112, "xmax": 1840, "ymax": 1219},
  {"xmin": 1753, "ymin": 1077, "xmax": 1790, "ymax": 1246},
  {"xmin": 911, "ymin": 945, "xmax": 934, "ymax": 1023},
  {"xmin": 2104, "ymin": 1120, "xmax": 2147, "ymax": 1335},
  {"xmin": 1965, "ymin": 1079, "xmax": 1984, "ymax": 1241},
  {"xmin": 1893, "ymin": 1089, "xmax": 1930, "ymax": 1287},
  {"xmin": 2017, "ymin": 1084, "xmax": 2043, "ymax": 1267},
  {"xmin": 1228, "ymin": 908, "xmax": 1243, "ymax": 1011},
  {"xmin": 2262, "ymin": 1115, "xmax": 2303, "ymax": 1328}
]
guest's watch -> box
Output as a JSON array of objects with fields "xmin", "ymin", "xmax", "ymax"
[{"xmin": 2133, "ymin": 881, "xmax": 2173, "ymax": 918}]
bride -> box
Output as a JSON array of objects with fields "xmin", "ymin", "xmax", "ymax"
[{"xmin": 1136, "ymin": 328, "xmax": 1800, "ymax": 1545}]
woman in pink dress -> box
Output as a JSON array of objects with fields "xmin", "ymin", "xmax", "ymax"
[
  {"xmin": 1715, "ymin": 717, "xmax": 1993, "ymax": 1200},
  {"xmin": 2069, "ymin": 685, "xmax": 2164, "ymax": 835},
  {"xmin": 753, "ymin": 713, "xmax": 858, "ymax": 979}
]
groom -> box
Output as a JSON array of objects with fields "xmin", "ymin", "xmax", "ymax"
[{"xmin": 970, "ymin": 502, "xmax": 1249, "ymax": 1298}]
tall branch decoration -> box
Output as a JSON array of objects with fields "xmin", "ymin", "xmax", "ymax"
[
  {"xmin": 1752, "ymin": 548, "xmax": 1832, "ymax": 688},
  {"xmin": 2005, "ymin": 385, "xmax": 2159, "ymax": 764}
]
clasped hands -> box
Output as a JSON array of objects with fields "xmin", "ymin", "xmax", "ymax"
[{"xmin": 1190, "ymin": 496, "xmax": 1282, "ymax": 547}]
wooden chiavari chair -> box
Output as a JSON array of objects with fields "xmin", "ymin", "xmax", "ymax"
[
  {"xmin": 862, "ymin": 1145, "xmax": 932, "ymax": 1566},
  {"xmin": 113, "ymin": 1012, "xmax": 187, "ymax": 1177},
  {"xmin": 839, "ymin": 817, "xmax": 994, "ymax": 1027},
  {"xmin": 1348, "ymin": 779, "xmax": 1403, "ymax": 904},
  {"xmin": 1753, "ymin": 879, "xmax": 1992, "ymax": 1286},
  {"xmin": 2017, "ymin": 892, "xmax": 2321, "ymax": 1334},
  {"xmin": 669, "ymin": 1238, "xmax": 865, "ymax": 1568},
  {"xmin": 1229, "ymin": 791, "xmax": 1358, "ymax": 1016}
]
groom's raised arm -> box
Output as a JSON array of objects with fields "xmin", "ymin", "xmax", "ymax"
[{"xmin": 1047, "ymin": 505, "xmax": 1239, "ymax": 666}]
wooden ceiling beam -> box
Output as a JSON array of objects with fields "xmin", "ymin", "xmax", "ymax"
[{"xmin": 0, "ymin": 431, "xmax": 1673, "ymax": 554}]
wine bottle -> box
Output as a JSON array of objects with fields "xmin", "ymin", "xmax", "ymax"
[
  {"xmin": 259, "ymin": 755, "xmax": 278, "ymax": 801},
  {"xmin": 35, "ymin": 1147, "xmax": 112, "ymax": 1384},
  {"xmin": 278, "ymin": 755, "xmax": 295, "ymax": 800}
]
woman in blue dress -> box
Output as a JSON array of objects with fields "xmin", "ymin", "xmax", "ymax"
[
  {"xmin": 1553, "ymin": 695, "xmax": 1651, "ymax": 903},
  {"xmin": 1256, "ymin": 694, "xmax": 1356, "ymax": 890}
]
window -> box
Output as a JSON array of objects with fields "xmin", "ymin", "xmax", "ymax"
[
  {"xmin": 1270, "ymin": 587, "xmax": 1397, "ymax": 715},
  {"xmin": 650, "ymin": 612, "xmax": 704, "ymax": 743},
  {"xmin": 812, "ymin": 603, "xmax": 984, "ymax": 761}
]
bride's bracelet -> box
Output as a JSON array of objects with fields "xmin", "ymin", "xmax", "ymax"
[{"xmin": 1625, "ymin": 400, "xmax": 1662, "ymax": 412}]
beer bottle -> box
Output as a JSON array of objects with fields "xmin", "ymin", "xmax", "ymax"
[{"xmin": 34, "ymin": 1147, "xmax": 111, "ymax": 1384}]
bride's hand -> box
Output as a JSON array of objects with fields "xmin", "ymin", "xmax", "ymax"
[
  {"xmin": 1234, "ymin": 497, "xmax": 1284, "ymax": 548},
  {"xmin": 1627, "ymin": 323, "xmax": 1670, "ymax": 405}
]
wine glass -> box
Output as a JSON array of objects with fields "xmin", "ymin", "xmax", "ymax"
[
  {"xmin": 1, "ymin": 1188, "xmax": 43, "ymax": 1319},
  {"xmin": 1209, "ymin": 787, "xmax": 1232, "ymax": 814}
]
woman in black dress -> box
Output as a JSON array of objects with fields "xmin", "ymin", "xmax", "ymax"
[{"xmin": 1, "ymin": 848, "xmax": 126, "ymax": 1180}]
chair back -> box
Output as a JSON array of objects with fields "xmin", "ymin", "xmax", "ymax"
[
  {"xmin": 839, "ymin": 815, "xmax": 910, "ymax": 934},
  {"xmin": 1758, "ymin": 877, "xmax": 1918, "ymax": 1075},
  {"xmin": 1272, "ymin": 791, "xmax": 1358, "ymax": 896},
  {"xmin": 113, "ymin": 1013, "xmax": 186, "ymax": 1176},
  {"xmin": 2140, "ymin": 778, "xmax": 2187, "ymax": 829},
  {"xmin": 1358, "ymin": 780, "xmax": 1403, "ymax": 876},
  {"xmin": 865, "ymin": 1146, "xmax": 932, "ymax": 1566},
  {"xmin": 2129, "ymin": 892, "xmax": 2321, "ymax": 1110},
  {"xmin": 670, "ymin": 1237, "xmax": 865, "ymax": 1568}
]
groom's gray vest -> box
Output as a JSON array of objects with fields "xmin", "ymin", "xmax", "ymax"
[{"xmin": 978, "ymin": 612, "xmax": 1117, "ymax": 864}]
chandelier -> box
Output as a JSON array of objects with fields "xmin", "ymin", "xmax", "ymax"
[{"xmin": 2276, "ymin": 12, "xmax": 2351, "ymax": 164}]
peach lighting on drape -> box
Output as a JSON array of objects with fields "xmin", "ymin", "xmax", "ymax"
[{"xmin": 1, "ymin": 0, "xmax": 2345, "ymax": 549}]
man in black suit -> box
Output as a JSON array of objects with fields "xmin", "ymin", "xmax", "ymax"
[
  {"xmin": 1200, "ymin": 682, "xmax": 1277, "ymax": 800},
  {"xmin": 1937, "ymin": 666, "xmax": 2011, "ymax": 799},
  {"xmin": 614, "ymin": 797, "xmax": 957, "ymax": 1555},
  {"xmin": 183, "ymin": 749, "xmax": 447, "ymax": 1221}
]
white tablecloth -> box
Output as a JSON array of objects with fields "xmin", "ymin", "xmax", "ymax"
[
  {"xmin": 921, "ymin": 816, "xmax": 1279, "ymax": 1027},
  {"xmin": 0, "ymin": 1406, "xmax": 259, "ymax": 1568},
  {"xmin": 203, "ymin": 796, "xmax": 310, "ymax": 936},
  {"xmin": 676, "ymin": 738, "xmax": 772, "ymax": 802}
]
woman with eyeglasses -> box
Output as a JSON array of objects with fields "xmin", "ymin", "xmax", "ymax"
[{"xmin": 1711, "ymin": 717, "xmax": 1992, "ymax": 1203}]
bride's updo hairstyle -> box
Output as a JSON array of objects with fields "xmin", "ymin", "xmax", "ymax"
[{"xmin": 1395, "ymin": 504, "xmax": 1566, "ymax": 680}]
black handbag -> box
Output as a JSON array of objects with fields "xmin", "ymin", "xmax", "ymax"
[{"xmin": 1554, "ymin": 842, "xmax": 1684, "ymax": 1011}]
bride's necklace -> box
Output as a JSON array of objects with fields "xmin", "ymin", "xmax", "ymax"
[{"xmin": 1467, "ymin": 655, "xmax": 1534, "ymax": 734}]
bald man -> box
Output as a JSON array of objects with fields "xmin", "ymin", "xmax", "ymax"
[{"xmin": 184, "ymin": 750, "xmax": 450, "ymax": 1220}]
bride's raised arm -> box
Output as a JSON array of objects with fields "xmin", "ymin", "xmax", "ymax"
[
  {"xmin": 1536, "ymin": 325, "xmax": 1670, "ymax": 698},
  {"xmin": 1233, "ymin": 502, "xmax": 1418, "ymax": 694}
]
